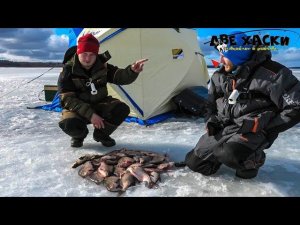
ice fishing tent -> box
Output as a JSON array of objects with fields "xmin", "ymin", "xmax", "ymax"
[{"xmin": 40, "ymin": 28, "xmax": 209, "ymax": 125}]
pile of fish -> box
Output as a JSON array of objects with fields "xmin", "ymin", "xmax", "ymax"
[{"xmin": 72, "ymin": 148, "xmax": 176, "ymax": 193}]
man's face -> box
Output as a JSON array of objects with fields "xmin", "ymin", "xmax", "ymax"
[
  {"xmin": 220, "ymin": 54, "xmax": 234, "ymax": 72},
  {"xmin": 78, "ymin": 52, "xmax": 97, "ymax": 70}
]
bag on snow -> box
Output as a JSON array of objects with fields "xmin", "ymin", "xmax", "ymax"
[{"xmin": 172, "ymin": 86, "xmax": 209, "ymax": 117}]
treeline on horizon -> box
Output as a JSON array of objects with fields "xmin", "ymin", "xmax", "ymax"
[
  {"xmin": 0, "ymin": 60, "xmax": 298, "ymax": 69},
  {"xmin": 0, "ymin": 60, "xmax": 62, "ymax": 67}
]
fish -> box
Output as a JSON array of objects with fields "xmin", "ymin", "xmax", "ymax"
[
  {"xmin": 148, "ymin": 155, "xmax": 167, "ymax": 164},
  {"xmin": 104, "ymin": 176, "xmax": 122, "ymax": 192},
  {"xmin": 136, "ymin": 155, "xmax": 152, "ymax": 164},
  {"xmin": 91, "ymin": 158, "xmax": 102, "ymax": 167},
  {"xmin": 88, "ymin": 171, "xmax": 105, "ymax": 185},
  {"xmin": 100, "ymin": 155, "xmax": 118, "ymax": 162},
  {"xmin": 141, "ymin": 163, "xmax": 157, "ymax": 168},
  {"xmin": 99, "ymin": 155, "xmax": 119, "ymax": 165},
  {"xmin": 78, "ymin": 161, "xmax": 94, "ymax": 178},
  {"xmin": 149, "ymin": 171, "xmax": 160, "ymax": 184},
  {"xmin": 157, "ymin": 162, "xmax": 175, "ymax": 171},
  {"xmin": 117, "ymin": 157, "xmax": 135, "ymax": 168},
  {"xmin": 120, "ymin": 171, "xmax": 135, "ymax": 191},
  {"xmin": 114, "ymin": 166, "xmax": 126, "ymax": 177},
  {"xmin": 97, "ymin": 162, "xmax": 114, "ymax": 178},
  {"xmin": 72, "ymin": 154, "xmax": 102, "ymax": 168},
  {"xmin": 127, "ymin": 164, "xmax": 154, "ymax": 188},
  {"xmin": 73, "ymin": 148, "xmax": 178, "ymax": 193}
]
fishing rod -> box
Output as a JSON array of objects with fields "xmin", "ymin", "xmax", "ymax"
[{"xmin": 0, "ymin": 67, "xmax": 55, "ymax": 99}]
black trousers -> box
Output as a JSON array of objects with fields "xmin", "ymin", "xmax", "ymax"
[
  {"xmin": 59, "ymin": 102, "xmax": 130, "ymax": 139},
  {"xmin": 185, "ymin": 142, "xmax": 266, "ymax": 179}
]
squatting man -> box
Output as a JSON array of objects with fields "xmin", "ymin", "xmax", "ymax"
[
  {"xmin": 58, "ymin": 33, "xmax": 148, "ymax": 148},
  {"xmin": 185, "ymin": 32, "xmax": 300, "ymax": 179}
]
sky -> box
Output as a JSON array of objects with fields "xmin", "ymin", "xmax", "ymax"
[
  {"xmin": 0, "ymin": 28, "xmax": 69, "ymax": 62},
  {"xmin": 0, "ymin": 28, "xmax": 300, "ymax": 67}
]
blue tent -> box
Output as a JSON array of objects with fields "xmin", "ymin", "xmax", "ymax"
[
  {"xmin": 33, "ymin": 86, "xmax": 208, "ymax": 126},
  {"xmin": 34, "ymin": 92, "xmax": 175, "ymax": 125},
  {"xmin": 33, "ymin": 92, "xmax": 62, "ymax": 113}
]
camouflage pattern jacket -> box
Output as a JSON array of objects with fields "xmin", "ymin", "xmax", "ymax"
[{"xmin": 58, "ymin": 54, "xmax": 139, "ymax": 121}]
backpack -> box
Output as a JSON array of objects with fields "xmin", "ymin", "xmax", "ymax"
[{"xmin": 172, "ymin": 86, "xmax": 209, "ymax": 117}]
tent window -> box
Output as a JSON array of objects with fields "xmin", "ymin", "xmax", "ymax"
[{"xmin": 172, "ymin": 49, "xmax": 184, "ymax": 59}]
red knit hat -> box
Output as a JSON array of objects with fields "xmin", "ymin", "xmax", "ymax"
[{"xmin": 77, "ymin": 33, "xmax": 99, "ymax": 55}]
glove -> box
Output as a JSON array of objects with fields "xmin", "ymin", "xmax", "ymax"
[
  {"xmin": 262, "ymin": 129, "xmax": 279, "ymax": 149},
  {"xmin": 206, "ymin": 116, "xmax": 223, "ymax": 136},
  {"xmin": 266, "ymin": 131, "xmax": 279, "ymax": 149}
]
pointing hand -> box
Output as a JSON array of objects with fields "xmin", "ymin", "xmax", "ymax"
[{"xmin": 131, "ymin": 59, "xmax": 148, "ymax": 73}]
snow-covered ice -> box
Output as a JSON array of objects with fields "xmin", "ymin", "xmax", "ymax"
[{"xmin": 1, "ymin": 67, "xmax": 300, "ymax": 197}]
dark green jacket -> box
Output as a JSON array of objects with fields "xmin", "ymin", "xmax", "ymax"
[{"xmin": 57, "ymin": 54, "xmax": 139, "ymax": 121}]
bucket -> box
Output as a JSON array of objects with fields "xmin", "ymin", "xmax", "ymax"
[{"xmin": 44, "ymin": 85, "xmax": 58, "ymax": 102}]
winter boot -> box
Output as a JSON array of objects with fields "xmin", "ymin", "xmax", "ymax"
[
  {"xmin": 93, "ymin": 121, "xmax": 118, "ymax": 147},
  {"xmin": 71, "ymin": 137, "xmax": 84, "ymax": 148},
  {"xmin": 236, "ymin": 168, "xmax": 259, "ymax": 179},
  {"xmin": 59, "ymin": 117, "xmax": 88, "ymax": 148},
  {"xmin": 94, "ymin": 134, "xmax": 116, "ymax": 147}
]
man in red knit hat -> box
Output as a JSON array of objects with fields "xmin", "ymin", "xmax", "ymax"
[{"xmin": 58, "ymin": 33, "xmax": 148, "ymax": 148}]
